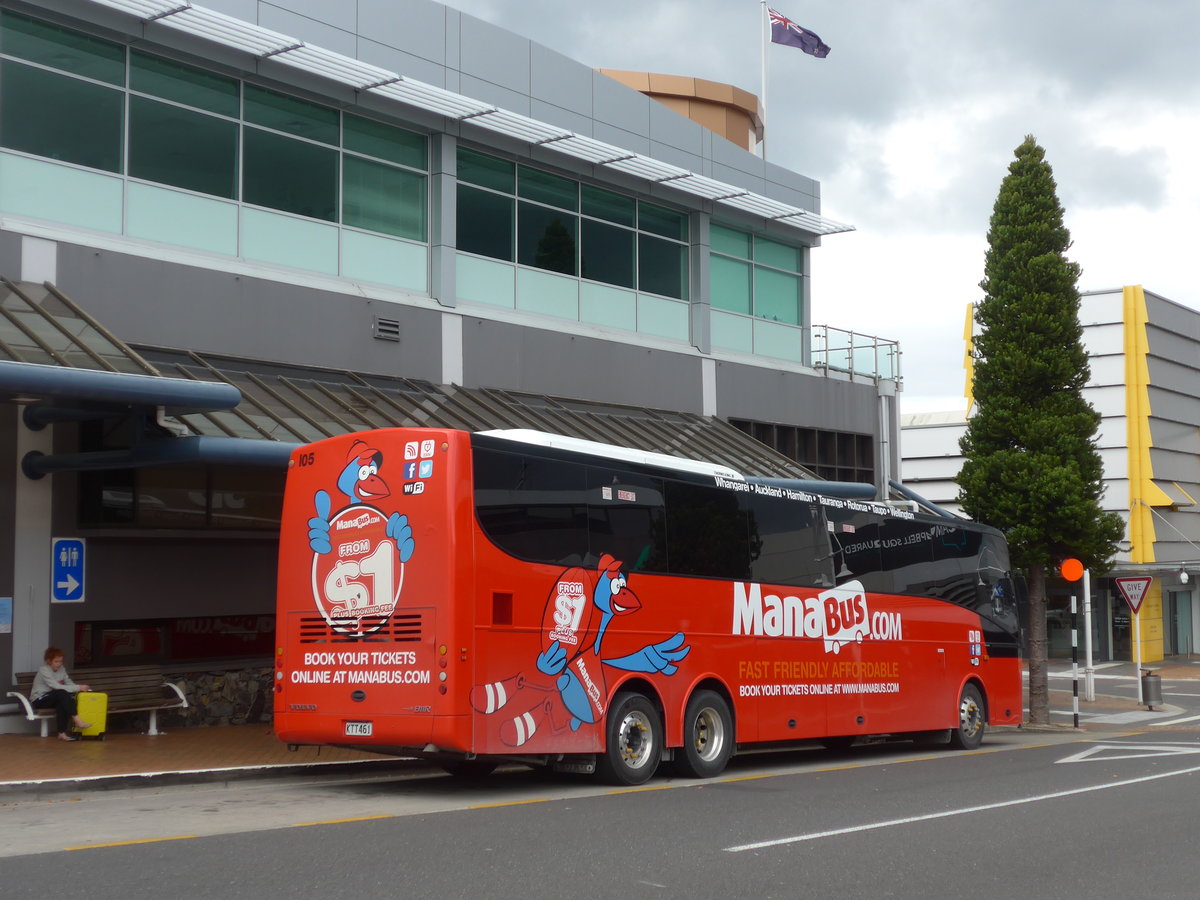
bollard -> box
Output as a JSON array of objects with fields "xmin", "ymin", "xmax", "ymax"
[{"xmin": 1141, "ymin": 668, "xmax": 1163, "ymax": 710}]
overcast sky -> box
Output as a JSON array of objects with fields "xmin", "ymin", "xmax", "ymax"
[{"xmin": 444, "ymin": 0, "xmax": 1200, "ymax": 412}]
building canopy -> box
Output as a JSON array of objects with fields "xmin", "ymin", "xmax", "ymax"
[{"xmin": 1, "ymin": 279, "xmax": 816, "ymax": 480}]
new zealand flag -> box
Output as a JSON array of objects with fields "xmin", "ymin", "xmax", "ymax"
[{"xmin": 768, "ymin": 8, "xmax": 831, "ymax": 59}]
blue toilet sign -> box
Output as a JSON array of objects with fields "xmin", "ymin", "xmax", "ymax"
[{"xmin": 51, "ymin": 537, "xmax": 86, "ymax": 603}]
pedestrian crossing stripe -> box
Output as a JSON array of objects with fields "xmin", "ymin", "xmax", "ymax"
[{"xmin": 1056, "ymin": 742, "xmax": 1200, "ymax": 764}]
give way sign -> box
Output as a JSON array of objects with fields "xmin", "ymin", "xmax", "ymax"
[{"xmin": 1115, "ymin": 576, "xmax": 1153, "ymax": 614}]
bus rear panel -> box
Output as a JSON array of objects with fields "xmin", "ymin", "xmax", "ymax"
[{"xmin": 274, "ymin": 429, "xmax": 475, "ymax": 755}]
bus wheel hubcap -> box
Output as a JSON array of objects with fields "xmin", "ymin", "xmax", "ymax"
[
  {"xmin": 619, "ymin": 711, "xmax": 653, "ymax": 768},
  {"xmin": 960, "ymin": 697, "xmax": 982, "ymax": 736},
  {"xmin": 694, "ymin": 708, "xmax": 725, "ymax": 761}
]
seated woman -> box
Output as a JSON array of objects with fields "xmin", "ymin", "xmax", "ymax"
[{"xmin": 31, "ymin": 646, "xmax": 92, "ymax": 741}]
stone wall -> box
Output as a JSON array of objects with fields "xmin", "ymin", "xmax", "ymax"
[{"xmin": 159, "ymin": 666, "xmax": 274, "ymax": 729}]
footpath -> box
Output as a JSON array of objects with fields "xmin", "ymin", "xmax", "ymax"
[{"xmin": 2, "ymin": 658, "xmax": 1196, "ymax": 794}]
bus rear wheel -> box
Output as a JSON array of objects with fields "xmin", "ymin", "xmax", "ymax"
[
  {"xmin": 949, "ymin": 683, "xmax": 986, "ymax": 750},
  {"xmin": 675, "ymin": 690, "xmax": 734, "ymax": 779},
  {"xmin": 596, "ymin": 693, "xmax": 661, "ymax": 786}
]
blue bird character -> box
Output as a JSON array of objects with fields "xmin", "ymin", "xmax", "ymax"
[
  {"xmin": 474, "ymin": 554, "xmax": 690, "ymax": 747},
  {"xmin": 307, "ymin": 440, "xmax": 414, "ymax": 563}
]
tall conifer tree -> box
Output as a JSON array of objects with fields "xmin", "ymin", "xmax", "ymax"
[{"xmin": 958, "ymin": 136, "xmax": 1123, "ymax": 725}]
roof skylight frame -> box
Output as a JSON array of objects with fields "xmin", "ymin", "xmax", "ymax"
[{"xmin": 83, "ymin": 0, "xmax": 853, "ymax": 236}]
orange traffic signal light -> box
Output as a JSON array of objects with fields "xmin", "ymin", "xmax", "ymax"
[{"xmin": 1060, "ymin": 558, "xmax": 1084, "ymax": 582}]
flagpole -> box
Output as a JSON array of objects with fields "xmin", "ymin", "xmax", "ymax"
[{"xmin": 760, "ymin": 0, "xmax": 768, "ymax": 159}]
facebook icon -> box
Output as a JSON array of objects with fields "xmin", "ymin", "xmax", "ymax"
[{"xmin": 403, "ymin": 462, "xmax": 418, "ymax": 480}]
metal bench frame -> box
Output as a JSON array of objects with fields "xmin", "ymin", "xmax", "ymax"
[{"xmin": 7, "ymin": 666, "xmax": 189, "ymax": 737}]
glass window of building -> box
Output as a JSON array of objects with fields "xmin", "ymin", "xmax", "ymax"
[
  {"xmin": 244, "ymin": 84, "xmax": 339, "ymax": 144},
  {"xmin": 518, "ymin": 201, "xmax": 577, "ymax": 275},
  {"xmin": 456, "ymin": 147, "xmax": 689, "ymax": 299},
  {"xmin": 344, "ymin": 114, "xmax": 427, "ymax": 170},
  {"xmin": 640, "ymin": 202, "xmax": 688, "ymax": 241},
  {"xmin": 458, "ymin": 185, "xmax": 514, "ymax": 260},
  {"xmin": 638, "ymin": 204, "xmax": 689, "ymax": 300},
  {"xmin": 343, "ymin": 155, "xmax": 425, "ymax": 240},
  {"xmin": 459, "ymin": 147, "xmax": 514, "ymax": 192},
  {"xmin": 342, "ymin": 114, "xmax": 427, "ymax": 239},
  {"xmin": 580, "ymin": 186, "xmax": 635, "ymax": 288},
  {"xmin": 0, "ymin": 60, "xmax": 123, "ymax": 172},
  {"xmin": 582, "ymin": 184, "xmax": 635, "ymax": 227},
  {"xmin": 710, "ymin": 223, "xmax": 805, "ymax": 326},
  {"xmin": 581, "ymin": 218, "xmax": 634, "ymax": 288},
  {"xmin": 519, "ymin": 166, "xmax": 578, "ymax": 211},
  {"xmin": 518, "ymin": 165, "xmax": 578, "ymax": 275},
  {"xmin": 0, "ymin": 10, "xmax": 124, "ymax": 84},
  {"xmin": 731, "ymin": 418, "xmax": 875, "ymax": 484},
  {"xmin": 1, "ymin": 12, "xmax": 432, "ymax": 248},
  {"xmin": 638, "ymin": 234, "xmax": 688, "ymax": 300},
  {"xmin": 128, "ymin": 96, "xmax": 238, "ymax": 198},
  {"xmin": 243, "ymin": 128, "xmax": 338, "ymax": 221},
  {"xmin": 130, "ymin": 50, "xmax": 239, "ymax": 117}
]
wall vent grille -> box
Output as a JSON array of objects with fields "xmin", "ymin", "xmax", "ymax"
[{"xmin": 373, "ymin": 317, "xmax": 401, "ymax": 341}]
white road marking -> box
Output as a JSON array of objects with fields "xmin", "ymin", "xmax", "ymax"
[
  {"xmin": 1151, "ymin": 713, "xmax": 1200, "ymax": 726},
  {"xmin": 1050, "ymin": 709, "xmax": 1174, "ymax": 724},
  {"xmin": 724, "ymin": 761, "xmax": 1200, "ymax": 852},
  {"xmin": 1055, "ymin": 742, "xmax": 1200, "ymax": 763}
]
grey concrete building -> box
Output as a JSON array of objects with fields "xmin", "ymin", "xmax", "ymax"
[{"xmin": 0, "ymin": 0, "xmax": 900, "ymax": 710}]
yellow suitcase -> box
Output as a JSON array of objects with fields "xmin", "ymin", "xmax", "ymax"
[{"xmin": 75, "ymin": 691, "xmax": 108, "ymax": 739}]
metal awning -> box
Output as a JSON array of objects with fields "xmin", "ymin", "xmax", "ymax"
[
  {"xmin": 1, "ymin": 280, "xmax": 816, "ymax": 479},
  {"xmin": 0, "ymin": 280, "xmax": 238, "ymax": 416},
  {"xmin": 137, "ymin": 347, "xmax": 817, "ymax": 479}
]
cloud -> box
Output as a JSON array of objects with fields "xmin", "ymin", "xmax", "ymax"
[{"xmin": 445, "ymin": 0, "xmax": 1200, "ymax": 410}]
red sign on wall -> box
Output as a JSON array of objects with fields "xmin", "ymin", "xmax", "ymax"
[{"xmin": 1114, "ymin": 576, "xmax": 1153, "ymax": 614}]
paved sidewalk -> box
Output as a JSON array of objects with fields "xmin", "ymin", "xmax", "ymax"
[
  {"xmin": 0, "ymin": 724, "xmax": 407, "ymax": 793},
  {"xmin": 3, "ymin": 658, "xmax": 1195, "ymax": 793}
]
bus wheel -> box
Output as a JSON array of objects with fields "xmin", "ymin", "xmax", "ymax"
[
  {"xmin": 949, "ymin": 683, "xmax": 986, "ymax": 750},
  {"xmin": 596, "ymin": 693, "xmax": 661, "ymax": 786},
  {"xmin": 441, "ymin": 759, "xmax": 498, "ymax": 779},
  {"xmin": 675, "ymin": 690, "xmax": 734, "ymax": 779}
]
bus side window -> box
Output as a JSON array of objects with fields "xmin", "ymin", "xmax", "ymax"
[
  {"xmin": 824, "ymin": 506, "xmax": 886, "ymax": 591},
  {"xmin": 473, "ymin": 448, "xmax": 590, "ymax": 565},
  {"xmin": 585, "ymin": 466, "xmax": 667, "ymax": 574},
  {"xmin": 876, "ymin": 518, "xmax": 939, "ymax": 597},
  {"xmin": 925, "ymin": 525, "xmax": 982, "ymax": 607},
  {"xmin": 660, "ymin": 479, "xmax": 751, "ymax": 579},
  {"xmin": 746, "ymin": 494, "xmax": 832, "ymax": 588}
]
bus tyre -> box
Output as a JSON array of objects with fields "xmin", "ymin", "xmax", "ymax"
[
  {"xmin": 675, "ymin": 690, "xmax": 734, "ymax": 779},
  {"xmin": 950, "ymin": 683, "xmax": 986, "ymax": 750},
  {"xmin": 597, "ymin": 693, "xmax": 661, "ymax": 786}
]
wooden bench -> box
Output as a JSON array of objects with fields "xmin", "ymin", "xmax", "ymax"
[{"xmin": 7, "ymin": 665, "xmax": 188, "ymax": 737}]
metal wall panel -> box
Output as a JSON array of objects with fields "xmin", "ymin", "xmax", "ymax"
[
  {"xmin": 263, "ymin": 0, "xmax": 356, "ymax": 32},
  {"xmin": 649, "ymin": 101, "xmax": 706, "ymax": 157},
  {"xmin": 714, "ymin": 363, "xmax": 880, "ymax": 435},
  {"xmin": 458, "ymin": 11, "xmax": 531, "ymax": 96},
  {"xmin": 460, "ymin": 316, "xmax": 703, "ymax": 412},
  {"xmin": 358, "ymin": 0, "xmax": 449, "ymax": 68},
  {"xmin": 591, "ymin": 70, "xmax": 653, "ymax": 140},
  {"xmin": 51, "ymin": 243, "xmax": 445, "ymax": 381},
  {"xmin": 259, "ymin": 3, "xmax": 357, "ymax": 56},
  {"xmin": 530, "ymin": 43, "xmax": 595, "ymax": 118}
]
